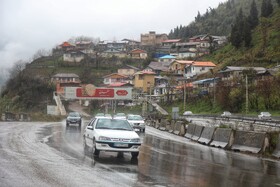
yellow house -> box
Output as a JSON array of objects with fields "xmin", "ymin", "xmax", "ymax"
[{"xmin": 133, "ymin": 70, "xmax": 156, "ymax": 93}]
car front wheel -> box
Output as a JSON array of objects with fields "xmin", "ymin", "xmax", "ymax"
[
  {"xmin": 92, "ymin": 139, "xmax": 100, "ymax": 157},
  {"xmin": 83, "ymin": 138, "xmax": 88, "ymax": 154},
  {"xmin": 131, "ymin": 152, "xmax": 139, "ymax": 158}
]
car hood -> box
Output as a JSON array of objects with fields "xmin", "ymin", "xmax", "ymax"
[
  {"xmin": 127, "ymin": 120, "xmax": 145, "ymax": 123},
  {"xmin": 67, "ymin": 117, "xmax": 81, "ymax": 120},
  {"xmin": 95, "ymin": 129, "xmax": 139, "ymax": 139}
]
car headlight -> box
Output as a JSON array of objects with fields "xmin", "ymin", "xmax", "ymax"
[
  {"xmin": 99, "ymin": 136, "xmax": 111, "ymax": 141},
  {"xmin": 131, "ymin": 138, "xmax": 141, "ymax": 143}
]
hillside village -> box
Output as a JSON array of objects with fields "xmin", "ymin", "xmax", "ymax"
[
  {"xmin": 48, "ymin": 33, "xmax": 225, "ymax": 98},
  {"xmin": 28, "ymin": 30, "xmax": 277, "ymax": 116}
]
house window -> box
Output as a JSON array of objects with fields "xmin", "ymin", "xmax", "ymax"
[{"xmin": 138, "ymin": 75, "xmax": 144, "ymax": 80}]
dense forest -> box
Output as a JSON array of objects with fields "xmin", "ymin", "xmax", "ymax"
[{"xmin": 169, "ymin": 0, "xmax": 279, "ymax": 40}]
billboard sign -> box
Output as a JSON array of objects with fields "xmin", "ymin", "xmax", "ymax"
[{"xmin": 65, "ymin": 85, "xmax": 132, "ymax": 100}]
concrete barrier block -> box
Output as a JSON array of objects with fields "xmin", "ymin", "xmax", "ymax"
[
  {"xmin": 146, "ymin": 120, "xmax": 152, "ymax": 126},
  {"xmin": 231, "ymin": 130, "xmax": 266, "ymax": 154},
  {"xmin": 169, "ymin": 120, "xmax": 176, "ymax": 133},
  {"xmin": 210, "ymin": 128, "xmax": 233, "ymax": 148},
  {"xmin": 184, "ymin": 124, "xmax": 196, "ymax": 139},
  {"xmin": 198, "ymin": 127, "xmax": 216, "ymax": 145},
  {"xmin": 165, "ymin": 120, "xmax": 171, "ymax": 131},
  {"xmin": 173, "ymin": 121, "xmax": 184, "ymax": 135},
  {"xmin": 191, "ymin": 125, "xmax": 204, "ymax": 141},
  {"xmin": 159, "ymin": 119, "xmax": 168, "ymax": 131}
]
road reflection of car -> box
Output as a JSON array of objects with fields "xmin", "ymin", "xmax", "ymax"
[
  {"xmin": 66, "ymin": 112, "xmax": 82, "ymax": 127},
  {"xmin": 113, "ymin": 113, "xmax": 126, "ymax": 120},
  {"xmin": 127, "ymin": 114, "xmax": 146, "ymax": 132},
  {"xmin": 258, "ymin": 112, "xmax": 272, "ymax": 120},
  {"xmin": 221, "ymin": 111, "xmax": 231, "ymax": 117},
  {"xmin": 83, "ymin": 118, "xmax": 141, "ymax": 158},
  {"xmin": 183, "ymin": 111, "xmax": 193, "ymax": 116}
]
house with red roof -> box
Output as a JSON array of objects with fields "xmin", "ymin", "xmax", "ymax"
[
  {"xmin": 51, "ymin": 73, "xmax": 81, "ymax": 94},
  {"xmin": 162, "ymin": 39, "xmax": 181, "ymax": 47},
  {"xmin": 129, "ymin": 49, "xmax": 147, "ymax": 59},
  {"xmin": 58, "ymin": 41, "xmax": 75, "ymax": 51}
]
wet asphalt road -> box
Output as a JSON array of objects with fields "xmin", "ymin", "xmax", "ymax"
[{"xmin": 1, "ymin": 121, "xmax": 280, "ymax": 187}]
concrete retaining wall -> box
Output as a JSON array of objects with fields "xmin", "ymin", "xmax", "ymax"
[
  {"xmin": 210, "ymin": 128, "xmax": 233, "ymax": 148},
  {"xmin": 231, "ymin": 130, "xmax": 267, "ymax": 153}
]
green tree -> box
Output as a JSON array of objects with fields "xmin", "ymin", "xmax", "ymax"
[
  {"xmin": 261, "ymin": 0, "xmax": 274, "ymax": 17},
  {"xmin": 230, "ymin": 9, "xmax": 244, "ymax": 48},
  {"xmin": 248, "ymin": 0, "xmax": 259, "ymax": 29},
  {"xmin": 243, "ymin": 18, "xmax": 252, "ymax": 47},
  {"xmin": 277, "ymin": 0, "xmax": 280, "ymax": 6}
]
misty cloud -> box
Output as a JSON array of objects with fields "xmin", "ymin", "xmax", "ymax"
[{"xmin": 1, "ymin": 0, "xmax": 226, "ymax": 68}]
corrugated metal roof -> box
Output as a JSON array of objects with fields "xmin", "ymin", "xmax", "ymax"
[
  {"xmin": 159, "ymin": 55, "xmax": 176, "ymax": 59},
  {"xmin": 193, "ymin": 61, "xmax": 216, "ymax": 67},
  {"xmin": 52, "ymin": 73, "xmax": 79, "ymax": 78}
]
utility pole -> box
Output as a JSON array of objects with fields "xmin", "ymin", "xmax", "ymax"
[
  {"xmin": 183, "ymin": 80, "xmax": 186, "ymax": 112},
  {"xmin": 213, "ymin": 77, "xmax": 216, "ymax": 107},
  {"xmin": 246, "ymin": 75, "xmax": 248, "ymax": 114}
]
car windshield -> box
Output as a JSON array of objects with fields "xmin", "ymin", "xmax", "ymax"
[
  {"xmin": 127, "ymin": 115, "xmax": 143, "ymax": 120},
  {"xmin": 96, "ymin": 119, "xmax": 133, "ymax": 131},
  {"xmin": 69, "ymin": 112, "xmax": 80, "ymax": 117},
  {"xmin": 262, "ymin": 112, "xmax": 270, "ymax": 115}
]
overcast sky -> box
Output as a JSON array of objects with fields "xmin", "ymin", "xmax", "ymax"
[{"xmin": 0, "ymin": 0, "xmax": 226, "ymax": 69}]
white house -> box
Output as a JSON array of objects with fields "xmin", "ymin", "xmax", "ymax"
[
  {"xmin": 185, "ymin": 61, "xmax": 216, "ymax": 78},
  {"xmin": 63, "ymin": 51, "xmax": 85, "ymax": 63}
]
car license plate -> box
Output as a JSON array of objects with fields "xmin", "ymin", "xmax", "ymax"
[
  {"xmin": 134, "ymin": 129, "xmax": 140, "ymax": 132},
  {"xmin": 114, "ymin": 143, "xmax": 128, "ymax": 147}
]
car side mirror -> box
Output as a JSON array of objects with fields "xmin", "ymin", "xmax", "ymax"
[{"xmin": 87, "ymin": 126, "xmax": 93, "ymax": 130}]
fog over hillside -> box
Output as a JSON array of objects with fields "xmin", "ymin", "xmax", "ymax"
[{"xmin": 0, "ymin": 68, "xmax": 9, "ymax": 90}]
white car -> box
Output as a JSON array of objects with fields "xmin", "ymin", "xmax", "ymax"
[
  {"xmin": 127, "ymin": 114, "xmax": 146, "ymax": 132},
  {"xmin": 113, "ymin": 113, "xmax": 126, "ymax": 120},
  {"xmin": 183, "ymin": 111, "xmax": 193, "ymax": 116},
  {"xmin": 258, "ymin": 112, "xmax": 272, "ymax": 120},
  {"xmin": 221, "ymin": 111, "xmax": 231, "ymax": 117},
  {"xmin": 83, "ymin": 118, "xmax": 141, "ymax": 158}
]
